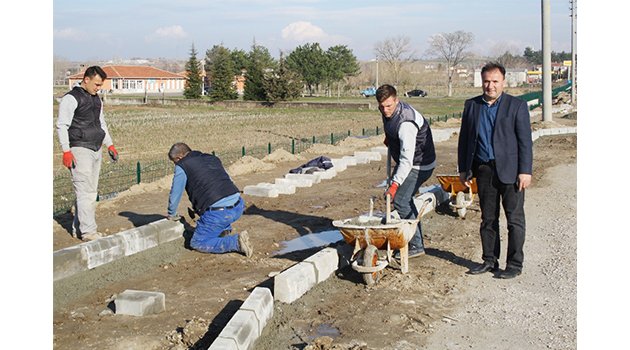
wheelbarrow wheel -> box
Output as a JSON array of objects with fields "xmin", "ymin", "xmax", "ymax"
[
  {"xmin": 362, "ymin": 244, "xmax": 382, "ymax": 285},
  {"xmin": 456, "ymin": 191, "xmax": 467, "ymax": 218}
]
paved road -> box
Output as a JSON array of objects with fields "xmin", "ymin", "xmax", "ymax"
[{"xmin": 424, "ymin": 162, "xmax": 577, "ymax": 349}]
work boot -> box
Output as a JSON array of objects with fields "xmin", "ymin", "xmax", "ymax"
[
  {"xmin": 81, "ymin": 232, "xmax": 102, "ymax": 242},
  {"xmin": 238, "ymin": 230, "xmax": 253, "ymax": 258}
]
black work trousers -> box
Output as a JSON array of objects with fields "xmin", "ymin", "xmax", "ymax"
[{"xmin": 473, "ymin": 160, "xmax": 526, "ymax": 270}]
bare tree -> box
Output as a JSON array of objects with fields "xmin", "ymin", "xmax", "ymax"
[
  {"xmin": 426, "ymin": 30, "xmax": 474, "ymax": 96},
  {"xmin": 374, "ymin": 35, "xmax": 415, "ymax": 86},
  {"xmin": 490, "ymin": 42, "xmax": 529, "ymax": 69}
]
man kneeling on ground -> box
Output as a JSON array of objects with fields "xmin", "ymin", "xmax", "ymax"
[{"xmin": 166, "ymin": 142, "xmax": 253, "ymax": 257}]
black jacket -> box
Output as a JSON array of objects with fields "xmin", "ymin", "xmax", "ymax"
[
  {"xmin": 457, "ymin": 93, "xmax": 533, "ymax": 184},
  {"xmin": 177, "ymin": 151, "xmax": 240, "ymax": 214},
  {"xmin": 66, "ymin": 86, "xmax": 106, "ymax": 151}
]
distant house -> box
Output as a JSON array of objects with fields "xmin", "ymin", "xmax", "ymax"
[
  {"xmin": 68, "ymin": 65, "xmax": 186, "ymax": 94},
  {"xmin": 474, "ymin": 68, "xmax": 528, "ymax": 88}
]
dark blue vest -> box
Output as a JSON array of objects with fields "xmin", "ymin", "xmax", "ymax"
[
  {"xmin": 382, "ymin": 101, "xmax": 436, "ymax": 167},
  {"xmin": 177, "ymin": 151, "xmax": 239, "ymax": 214},
  {"xmin": 66, "ymin": 86, "xmax": 106, "ymax": 151}
]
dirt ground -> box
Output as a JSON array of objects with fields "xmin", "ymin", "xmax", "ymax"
[{"xmin": 52, "ymin": 110, "xmax": 577, "ymax": 350}]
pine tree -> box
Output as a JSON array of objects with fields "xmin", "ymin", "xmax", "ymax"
[
  {"xmin": 184, "ymin": 43, "xmax": 203, "ymax": 99},
  {"xmin": 244, "ymin": 41, "xmax": 276, "ymax": 101},
  {"xmin": 263, "ymin": 53, "xmax": 302, "ymax": 102},
  {"xmin": 208, "ymin": 45, "xmax": 238, "ymax": 101}
]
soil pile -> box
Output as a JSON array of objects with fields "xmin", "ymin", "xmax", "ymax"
[
  {"xmin": 262, "ymin": 149, "xmax": 305, "ymax": 163},
  {"xmin": 227, "ymin": 155, "xmax": 276, "ymax": 176}
]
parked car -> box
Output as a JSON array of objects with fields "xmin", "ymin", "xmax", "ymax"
[
  {"xmin": 360, "ymin": 86, "xmax": 377, "ymax": 98},
  {"xmin": 405, "ymin": 89, "xmax": 428, "ymax": 97}
]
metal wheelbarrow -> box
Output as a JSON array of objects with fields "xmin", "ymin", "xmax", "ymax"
[
  {"xmin": 332, "ymin": 195, "xmax": 429, "ymax": 285},
  {"xmin": 436, "ymin": 174, "xmax": 477, "ymax": 218}
]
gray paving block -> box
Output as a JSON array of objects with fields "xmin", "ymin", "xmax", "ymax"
[
  {"xmin": 243, "ymin": 185, "xmax": 279, "ymax": 198},
  {"xmin": 316, "ymin": 168, "xmax": 337, "ymax": 180},
  {"xmin": 275, "ymin": 177, "xmax": 313, "ymax": 188},
  {"xmin": 208, "ymin": 337, "xmax": 238, "ymax": 350},
  {"xmin": 216, "ymin": 309, "xmax": 259, "ymax": 350},
  {"xmin": 53, "ymin": 245, "xmax": 88, "ymax": 281},
  {"xmin": 240, "ymin": 287, "xmax": 274, "ymax": 336},
  {"xmin": 370, "ymin": 146, "xmax": 388, "ymax": 156},
  {"xmin": 114, "ymin": 289, "xmax": 166, "ymax": 316},
  {"xmin": 330, "ymin": 158, "xmax": 347, "ymax": 172},
  {"xmin": 353, "ymin": 154, "xmax": 370, "ymax": 164},
  {"xmin": 151, "ymin": 219, "xmax": 185, "ymax": 243},
  {"xmin": 285, "ymin": 173, "xmax": 321, "ymax": 184},
  {"xmin": 532, "ymin": 130, "xmax": 541, "ymax": 141},
  {"xmin": 274, "ymin": 262, "xmax": 317, "ymax": 304},
  {"xmin": 303, "ymin": 247, "xmax": 338, "ymax": 283},
  {"xmin": 257, "ymin": 182, "xmax": 296, "ymax": 195},
  {"xmin": 117, "ymin": 227, "xmax": 159, "ymax": 256},
  {"xmin": 85, "ymin": 234, "xmax": 127, "ymax": 269},
  {"xmin": 354, "ymin": 151, "xmax": 381, "ymax": 161},
  {"xmin": 341, "ymin": 156, "xmax": 357, "ymax": 166}
]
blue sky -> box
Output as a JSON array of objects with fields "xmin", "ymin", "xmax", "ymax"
[{"xmin": 53, "ymin": 0, "xmax": 573, "ymax": 62}]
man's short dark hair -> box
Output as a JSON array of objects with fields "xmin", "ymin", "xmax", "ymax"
[
  {"xmin": 169, "ymin": 142, "xmax": 192, "ymax": 161},
  {"xmin": 375, "ymin": 84, "xmax": 397, "ymax": 103},
  {"xmin": 481, "ymin": 62, "xmax": 506, "ymax": 78},
  {"xmin": 83, "ymin": 66, "xmax": 107, "ymax": 80}
]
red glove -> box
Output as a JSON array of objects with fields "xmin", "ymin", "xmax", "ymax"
[
  {"xmin": 383, "ymin": 136, "xmax": 389, "ymax": 146},
  {"xmin": 385, "ymin": 182, "xmax": 399, "ymax": 200},
  {"xmin": 108, "ymin": 145, "xmax": 119, "ymax": 162},
  {"xmin": 62, "ymin": 151, "xmax": 75, "ymax": 169}
]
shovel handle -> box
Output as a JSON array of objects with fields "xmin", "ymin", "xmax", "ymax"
[{"xmin": 385, "ymin": 193, "xmax": 391, "ymax": 224}]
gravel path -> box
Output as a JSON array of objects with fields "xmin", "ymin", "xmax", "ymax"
[{"xmin": 424, "ymin": 162, "xmax": 577, "ymax": 349}]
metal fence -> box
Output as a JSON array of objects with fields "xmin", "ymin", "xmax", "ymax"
[{"xmin": 53, "ymin": 127, "xmax": 383, "ymax": 216}]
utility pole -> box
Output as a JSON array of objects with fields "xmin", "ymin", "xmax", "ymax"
[
  {"xmin": 570, "ymin": 0, "xmax": 577, "ymax": 105},
  {"xmin": 542, "ymin": 0, "xmax": 553, "ymax": 122}
]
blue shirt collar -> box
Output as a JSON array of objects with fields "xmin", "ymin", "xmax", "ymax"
[{"xmin": 482, "ymin": 93, "xmax": 503, "ymax": 107}]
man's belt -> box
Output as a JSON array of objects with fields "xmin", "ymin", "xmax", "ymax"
[{"xmin": 208, "ymin": 198, "xmax": 241, "ymax": 211}]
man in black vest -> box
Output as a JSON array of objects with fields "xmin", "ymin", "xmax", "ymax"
[
  {"xmin": 167, "ymin": 143, "xmax": 253, "ymax": 257},
  {"xmin": 376, "ymin": 84, "xmax": 437, "ymax": 258},
  {"xmin": 56, "ymin": 66, "xmax": 119, "ymax": 241},
  {"xmin": 457, "ymin": 62, "xmax": 533, "ymax": 279}
]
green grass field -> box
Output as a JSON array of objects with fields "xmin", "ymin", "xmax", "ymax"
[{"xmin": 51, "ymin": 96, "xmax": 469, "ymax": 171}]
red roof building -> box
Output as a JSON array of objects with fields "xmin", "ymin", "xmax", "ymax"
[{"xmin": 68, "ymin": 65, "xmax": 186, "ymax": 94}]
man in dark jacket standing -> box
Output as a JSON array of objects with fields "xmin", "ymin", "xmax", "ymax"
[
  {"xmin": 458, "ymin": 62, "xmax": 533, "ymax": 279},
  {"xmin": 376, "ymin": 84, "xmax": 436, "ymax": 258},
  {"xmin": 56, "ymin": 66, "xmax": 119, "ymax": 241},
  {"xmin": 167, "ymin": 143, "xmax": 253, "ymax": 257}
]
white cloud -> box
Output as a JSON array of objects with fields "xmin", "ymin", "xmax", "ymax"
[
  {"xmin": 53, "ymin": 28, "xmax": 87, "ymax": 41},
  {"xmin": 281, "ymin": 21, "xmax": 328, "ymax": 42},
  {"xmin": 154, "ymin": 25, "xmax": 188, "ymax": 39}
]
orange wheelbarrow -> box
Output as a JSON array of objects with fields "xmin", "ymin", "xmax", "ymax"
[
  {"xmin": 437, "ymin": 175, "xmax": 477, "ymax": 218},
  {"xmin": 332, "ymin": 196, "xmax": 429, "ymax": 285}
]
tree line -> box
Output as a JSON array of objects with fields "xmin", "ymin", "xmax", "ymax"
[
  {"xmin": 184, "ymin": 41, "xmax": 360, "ymax": 102},
  {"xmin": 183, "ymin": 32, "xmax": 574, "ymax": 100}
]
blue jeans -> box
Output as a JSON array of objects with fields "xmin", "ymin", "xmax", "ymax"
[
  {"xmin": 190, "ymin": 198, "xmax": 245, "ymax": 254},
  {"xmin": 393, "ymin": 168, "xmax": 434, "ymax": 250}
]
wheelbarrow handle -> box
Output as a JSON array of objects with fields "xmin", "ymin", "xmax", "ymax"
[{"xmin": 415, "ymin": 198, "xmax": 431, "ymax": 222}]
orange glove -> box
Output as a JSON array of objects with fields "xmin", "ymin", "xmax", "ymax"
[
  {"xmin": 62, "ymin": 151, "xmax": 75, "ymax": 169},
  {"xmin": 385, "ymin": 181, "xmax": 399, "ymax": 200},
  {"xmin": 107, "ymin": 145, "xmax": 119, "ymax": 162}
]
